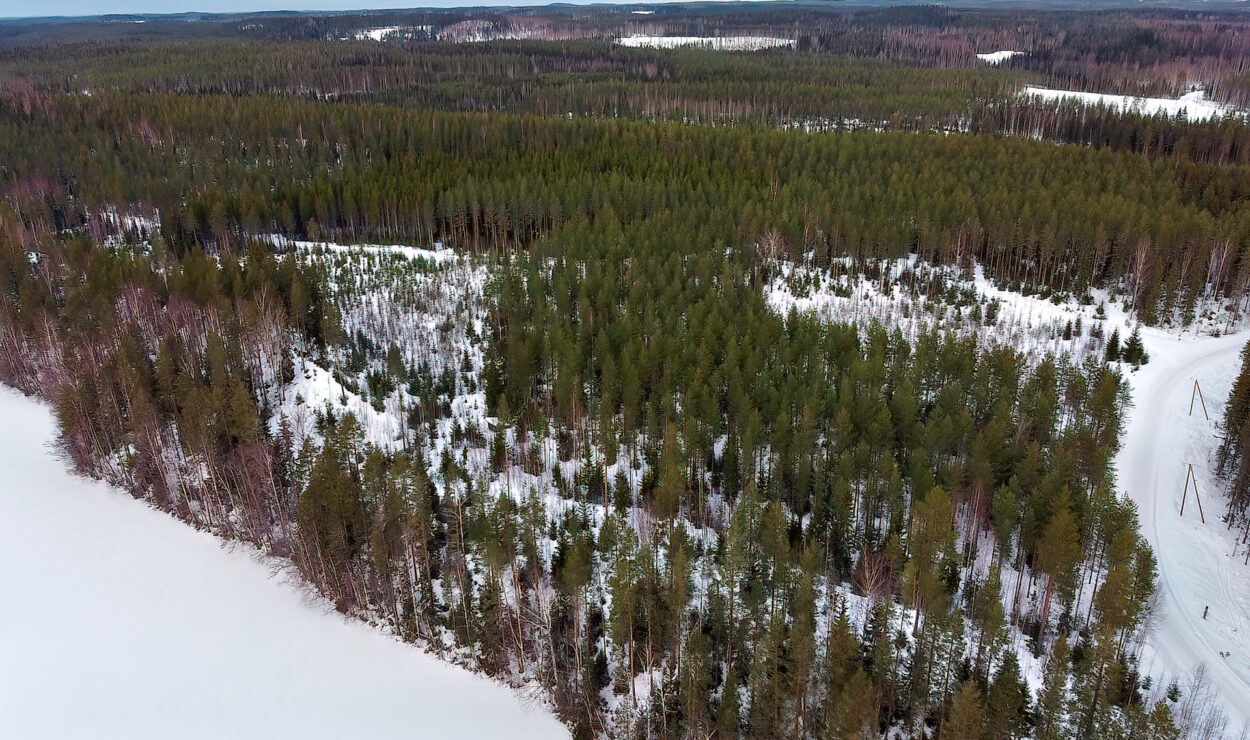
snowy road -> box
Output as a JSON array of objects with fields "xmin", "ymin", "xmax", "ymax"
[
  {"xmin": 0, "ymin": 386, "xmax": 569, "ymax": 740},
  {"xmin": 1119, "ymin": 330, "xmax": 1250, "ymax": 732}
]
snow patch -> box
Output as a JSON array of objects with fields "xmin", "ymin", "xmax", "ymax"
[
  {"xmin": 976, "ymin": 50, "xmax": 1023, "ymax": 64},
  {"xmin": 268, "ymin": 235, "xmax": 456, "ymax": 265},
  {"xmin": 1023, "ymin": 86, "xmax": 1237, "ymax": 122},
  {"xmin": 617, "ymin": 35, "xmax": 795, "ymax": 51},
  {"xmin": 351, "ymin": 25, "xmax": 431, "ymax": 41}
]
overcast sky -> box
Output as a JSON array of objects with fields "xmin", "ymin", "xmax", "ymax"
[{"xmin": 1, "ymin": 0, "xmax": 691, "ymax": 19}]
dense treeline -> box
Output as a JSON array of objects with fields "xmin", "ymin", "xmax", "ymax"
[
  {"xmin": 1218, "ymin": 342, "xmax": 1250, "ymax": 518},
  {"xmin": 2, "ymin": 92, "xmax": 1249, "ymax": 325},
  {"xmin": 0, "ymin": 40, "xmax": 1022, "ymax": 125},
  {"xmin": 0, "ymin": 207, "xmax": 336, "ymax": 543},
  {"xmin": 970, "ymin": 100, "xmax": 1250, "ymax": 166},
  {"xmin": 7, "ymin": 3, "xmax": 1248, "ymax": 103},
  {"xmin": 6, "ymin": 37, "xmax": 1250, "ymax": 168}
]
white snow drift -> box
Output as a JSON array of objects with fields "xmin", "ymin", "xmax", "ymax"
[{"xmin": 0, "ymin": 386, "xmax": 568, "ymax": 740}]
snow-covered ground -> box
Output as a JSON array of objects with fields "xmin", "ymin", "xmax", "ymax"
[
  {"xmin": 977, "ymin": 50, "xmax": 1023, "ymax": 64},
  {"xmin": 1119, "ymin": 328, "xmax": 1250, "ymax": 735},
  {"xmin": 350, "ymin": 25, "xmax": 431, "ymax": 41},
  {"xmin": 1023, "ymin": 86, "xmax": 1236, "ymax": 122},
  {"xmin": 617, "ymin": 35, "xmax": 795, "ymax": 50},
  {"xmin": 355, "ymin": 26, "xmax": 402, "ymax": 41},
  {"xmin": 0, "ymin": 385, "xmax": 569, "ymax": 740},
  {"xmin": 766, "ymin": 257, "xmax": 1150, "ymax": 365},
  {"xmin": 268, "ymin": 235, "xmax": 456, "ymax": 265},
  {"xmin": 269, "ymin": 238, "xmax": 487, "ymax": 452}
]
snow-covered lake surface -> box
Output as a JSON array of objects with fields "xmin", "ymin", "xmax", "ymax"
[
  {"xmin": 1023, "ymin": 86, "xmax": 1235, "ymax": 121},
  {"xmin": 617, "ymin": 35, "xmax": 795, "ymax": 50},
  {"xmin": 0, "ymin": 385, "xmax": 569, "ymax": 740}
]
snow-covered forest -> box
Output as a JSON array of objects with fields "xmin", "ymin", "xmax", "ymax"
[{"xmin": 6, "ymin": 3, "xmax": 1250, "ymax": 739}]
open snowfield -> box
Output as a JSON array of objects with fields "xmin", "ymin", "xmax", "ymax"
[
  {"xmin": 976, "ymin": 50, "xmax": 1023, "ymax": 64},
  {"xmin": 617, "ymin": 35, "xmax": 795, "ymax": 50},
  {"xmin": 1120, "ymin": 328, "xmax": 1250, "ymax": 734},
  {"xmin": 0, "ymin": 385, "xmax": 568, "ymax": 740},
  {"xmin": 1023, "ymin": 86, "xmax": 1235, "ymax": 121},
  {"xmin": 350, "ymin": 25, "xmax": 432, "ymax": 41}
]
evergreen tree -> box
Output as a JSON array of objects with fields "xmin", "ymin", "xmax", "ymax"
[
  {"xmin": 943, "ymin": 680, "xmax": 987, "ymax": 740},
  {"xmin": 1104, "ymin": 329, "xmax": 1121, "ymax": 363}
]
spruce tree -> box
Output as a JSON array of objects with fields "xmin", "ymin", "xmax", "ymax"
[{"xmin": 1104, "ymin": 328, "xmax": 1121, "ymax": 362}]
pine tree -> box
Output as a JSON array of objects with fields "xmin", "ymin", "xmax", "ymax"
[
  {"xmin": 943, "ymin": 680, "xmax": 987, "ymax": 740},
  {"xmin": 1036, "ymin": 493, "xmax": 1082, "ymax": 634},
  {"xmin": 1035, "ymin": 637, "xmax": 1071, "ymax": 740}
]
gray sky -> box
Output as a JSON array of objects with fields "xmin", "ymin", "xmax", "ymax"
[{"xmin": 1, "ymin": 0, "xmax": 682, "ymax": 19}]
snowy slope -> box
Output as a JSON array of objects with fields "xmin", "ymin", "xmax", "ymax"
[
  {"xmin": 1119, "ymin": 329, "xmax": 1250, "ymax": 734},
  {"xmin": 0, "ymin": 385, "xmax": 569, "ymax": 740}
]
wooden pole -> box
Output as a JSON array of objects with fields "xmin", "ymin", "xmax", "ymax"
[
  {"xmin": 1191, "ymin": 464, "xmax": 1206, "ymax": 524},
  {"xmin": 1191, "ymin": 380, "xmax": 1210, "ymax": 420},
  {"xmin": 1181, "ymin": 463, "xmax": 1192, "ymax": 516}
]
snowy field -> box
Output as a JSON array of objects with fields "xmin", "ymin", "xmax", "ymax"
[
  {"xmin": 349, "ymin": 25, "xmax": 431, "ymax": 41},
  {"xmin": 617, "ymin": 35, "xmax": 795, "ymax": 50},
  {"xmin": 1119, "ymin": 328, "xmax": 1250, "ymax": 735},
  {"xmin": 355, "ymin": 26, "xmax": 402, "ymax": 41},
  {"xmin": 1023, "ymin": 86, "xmax": 1236, "ymax": 122},
  {"xmin": 976, "ymin": 50, "xmax": 1023, "ymax": 64},
  {"xmin": 0, "ymin": 385, "xmax": 569, "ymax": 740}
]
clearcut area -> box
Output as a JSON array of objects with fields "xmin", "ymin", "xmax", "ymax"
[{"xmin": 0, "ymin": 386, "xmax": 568, "ymax": 740}]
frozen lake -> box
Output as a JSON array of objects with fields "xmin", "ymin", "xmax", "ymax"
[{"xmin": 0, "ymin": 385, "xmax": 568, "ymax": 740}]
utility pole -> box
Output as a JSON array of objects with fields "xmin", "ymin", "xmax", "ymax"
[
  {"xmin": 1190, "ymin": 379, "xmax": 1209, "ymax": 420},
  {"xmin": 1180, "ymin": 463, "xmax": 1205, "ymax": 524}
]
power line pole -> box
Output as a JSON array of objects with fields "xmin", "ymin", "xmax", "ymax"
[
  {"xmin": 1190, "ymin": 379, "xmax": 1209, "ymax": 420},
  {"xmin": 1180, "ymin": 463, "xmax": 1205, "ymax": 524}
]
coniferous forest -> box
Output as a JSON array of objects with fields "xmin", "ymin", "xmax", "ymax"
[{"xmin": 4, "ymin": 3, "xmax": 1250, "ymax": 738}]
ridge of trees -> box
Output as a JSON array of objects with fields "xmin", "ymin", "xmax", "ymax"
[{"xmin": 3, "ymin": 92, "xmax": 1250, "ymax": 325}]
